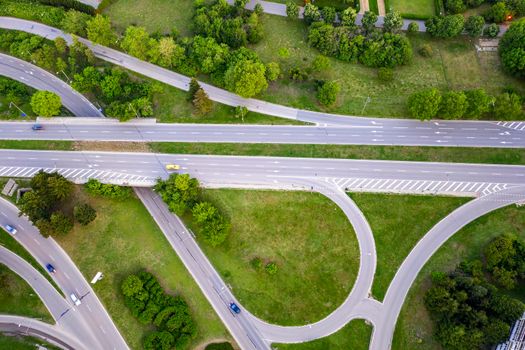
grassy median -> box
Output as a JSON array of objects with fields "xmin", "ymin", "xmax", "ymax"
[
  {"xmin": 185, "ymin": 189, "xmax": 360, "ymax": 326},
  {"xmin": 0, "ymin": 334, "xmax": 60, "ymax": 350},
  {"xmin": 392, "ymin": 204, "xmax": 525, "ymax": 349}
]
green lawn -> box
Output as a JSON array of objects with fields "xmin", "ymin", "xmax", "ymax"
[
  {"xmin": 0, "ymin": 96, "xmax": 34, "ymax": 120},
  {"xmin": 274, "ymin": 319, "xmax": 373, "ymax": 350},
  {"xmin": 369, "ymin": 0, "xmax": 380, "ymax": 15},
  {"xmin": 0, "ymin": 334, "xmax": 60, "ymax": 350},
  {"xmin": 392, "ymin": 204, "xmax": 525, "ymax": 349},
  {"xmin": 0, "ymin": 140, "xmax": 73, "ymax": 150},
  {"xmin": 54, "ymin": 188, "xmax": 230, "ymax": 350},
  {"xmin": 390, "ymin": 0, "xmax": 435, "ymax": 17},
  {"xmin": 186, "ymin": 189, "xmax": 360, "ymax": 326},
  {"xmin": 149, "ymin": 142, "xmax": 525, "ymax": 165},
  {"xmin": 0, "ymin": 264, "xmax": 52, "ymax": 323},
  {"xmin": 350, "ymin": 193, "xmax": 469, "ymax": 300},
  {"xmin": 102, "ymin": 0, "xmax": 194, "ymax": 37},
  {"xmin": 252, "ymin": 15, "xmax": 525, "ymax": 118}
]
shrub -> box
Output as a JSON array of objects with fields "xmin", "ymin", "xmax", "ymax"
[
  {"xmin": 464, "ymin": 88, "xmax": 492, "ymax": 119},
  {"xmin": 317, "ymin": 80, "xmax": 340, "ymax": 107},
  {"xmin": 418, "ymin": 44, "xmax": 433, "ymax": 57},
  {"xmin": 321, "ymin": 7, "xmax": 337, "ymax": 24},
  {"xmin": 408, "ymin": 88, "xmax": 442, "ymax": 120},
  {"xmin": 265, "ymin": 262, "xmax": 278, "ymax": 275},
  {"xmin": 0, "ymin": 0, "xmax": 67, "ymax": 27},
  {"xmin": 50, "ymin": 212, "xmax": 73, "ymax": 236},
  {"xmin": 425, "ymin": 14, "xmax": 465, "ymax": 38},
  {"xmin": 493, "ymin": 92, "xmax": 523, "ymax": 120},
  {"xmin": 439, "ymin": 91, "xmax": 468, "ymax": 119},
  {"xmin": 250, "ymin": 257, "xmax": 263, "ymax": 270},
  {"xmin": 303, "ymin": 4, "xmax": 322, "ymax": 25},
  {"xmin": 311, "ymin": 55, "xmax": 330, "ymax": 72},
  {"xmin": 265, "ymin": 62, "xmax": 281, "ymax": 81},
  {"xmin": 154, "ymin": 174, "xmax": 200, "ymax": 215},
  {"xmin": 74, "ymin": 203, "xmax": 97, "ymax": 225},
  {"xmin": 485, "ymin": 2, "xmax": 508, "ymax": 23},
  {"xmin": 407, "ymin": 21, "xmax": 420, "ymax": 33},
  {"xmin": 289, "ymin": 67, "xmax": 309, "ymax": 81},
  {"xmin": 465, "ymin": 15, "xmax": 485, "ymax": 37},
  {"xmin": 483, "ymin": 23, "xmax": 500, "ymax": 37},
  {"xmin": 377, "ymin": 67, "xmax": 394, "ymax": 81},
  {"xmin": 85, "ymin": 179, "xmax": 132, "ymax": 200},
  {"xmin": 37, "ymin": 0, "xmax": 95, "ymax": 15},
  {"xmin": 444, "ymin": 0, "xmax": 466, "ymax": 14},
  {"xmin": 192, "ymin": 202, "xmax": 230, "ymax": 246}
]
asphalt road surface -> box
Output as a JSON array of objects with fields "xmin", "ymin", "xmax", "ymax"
[
  {"xmin": 0, "ymin": 198, "xmax": 129, "ymax": 350},
  {"xmin": 0, "ymin": 54, "xmax": 104, "ymax": 118},
  {"xmin": 1, "ymin": 119, "xmax": 524, "ymax": 148},
  {"xmin": 0, "ymin": 315, "xmax": 87, "ymax": 350},
  {"xmin": 0, "ymin": 18, "xmax": 515, "ymax": 126}
]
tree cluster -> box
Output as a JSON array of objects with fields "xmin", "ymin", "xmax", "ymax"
[
  {"xmin": 192, "ymin": 202, "xmax": 230, "ymax": 246},
  {"xmin": 425, "ymin": 234, "xmax": 525, "ymax": 350},
  {"xmin": 121, "ymin": 272, "xmax": 196, "ymax": 350},
  {"xmin": 18, "ymin": 171, "xmax": 75, "ymax": 237},
  {"xmin": 484, "ymin": 0, "xmax": 525, "ymax": 23},
  {"xmin": 0, "ymin": 0, "xmax": 68, "ymax": 28},
  {"xmin": 499, "ymin": 18, "xmax": 525, "ymax": 79},
  {"xmin": 425, "ymin": 14, "xmax": 465, "ymax": 38},
  {"xmin": 36, "ymin": 0, "xmax": 95, "ymax": 15},
  {"xmin": 408, "ymin": 88, "xmax": 523, "ymax": 120},
  {"xmin": 305, "ymin": 8, "xmax": 412, "ymax": 68},
  {"xmin": 72, "ymin": 66, "xmax": 156, "ymax": 121},
  {"xmin": 84, "ymin": 179, "xmax": 132, "ymax": 199},
  {"xmin": 193, "ymin": 0, "xmax": 264, "ymax": 49}
]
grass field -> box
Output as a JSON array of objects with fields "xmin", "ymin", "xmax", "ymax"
[
  {"xmin": 149, "ymin": 142, "xmax": 525, "ymax": 165},
  {"xmin": 54, "ymin": 188, "xmax": 230, "ymax": 350},
  {"xmin": 0, "ymin": 263, "xmax": 52, "ymax": 323},
  {"xmin": 0, "ymin": 96, "xmax": 34, "ymax": 120},
  {"xmin": 392, "ymin": 204, "xmax": 525, "ymax": 349},
  {"xmin": 369, "ymin": 0, "xmax": 380, "ymax": 15},
  {"xmin": 0, "ymin": 334, "xmax": 60, "ymax": 350},
  {"xmin": 0, "ymin": 140, "xmax": 73, "ymax": 150},
  {"xmin": 274, "ymin": 319, "xmax": 372, "ymax": 350},
  {"xmin": 390, "ymin": 0, "xmax": 435, "ymax": 17},
  {"xmin": 350, "ymin": 193, "xmax": 469, "ymax": 300},
  {"xmin": 186, "ymin": 189, "xmax": 359, "ymax": 326}
]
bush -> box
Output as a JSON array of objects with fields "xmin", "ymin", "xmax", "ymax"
[
  {"xmin": 317, "ymin": 80, "xmax": 340, "ymax": 107},
  {"xmin": 265, "ymin": 262, "xmax": 278, "ymax": 275},
  {"xmin": 465, "ymin": 15, "xmax": 485, "ymax": 37},
  {"xmin": 485, "ymin": 2, "xmax": 508, "ymax": 23},
  {"xmin": 303, "ymin": 4, "xmax": 322, "ymax": 25},
  {"xmin": 321, "ymin": 7, "xmax": 337, "ymax": 24},
  {"xmin": 425, "ymin": 14, "xmax": 465, "ymax": 38},
  {"xmin": 377, "ymin": 67, "xmax": 394, "ymax": 81},
  {"xmin": 483, "ymin": 22, "xmax": 500, "ymax": 37},
  {"xmin": 154, "ymin": 174, "xmax": 200, "ymax": 215},
  {"xmin": 50, "ymin": 212, "xmax": 73, "ymax": 236},
  {"xmin": 439, "ymin": 91, "xmax": 468, "ymax": 119},
  {"xmin": 464, "ymin": 88, "xmax": 493, "ymax": 119},
  {"xmin": 192, "ymin": 202, "xmax": 230, "ymax": 246},
  {"xmin": 493, "ymin": 92, "xmax": 523, "ymax": 120},
  {"xmin": 407, "ymin": 21, "xmax": 420, "ymax": 33},
  {"xmin": 418, "ymin": 44, "xmax": 433, "ymax": 57},
  {"xmin": 444, "ymin": 0, "xmax": 466, "ymax": 14},
  {"xmin": 37, "ymin": 0, "xmax": 95, "ymax": 15},
  {"xmin": 73, "ymin": 203, "xmax": 97, "ymax": 225},
  {"xmin": 499, "ymin": 18, "xmax": 525, "ymax": 78},
  {"xmin": 408, "ymin": 88, "xmax": 442, "ymax": 120},
  {"xmin": 250, "ymin": 257, "xmax": 263, "ymax": 270},
  {"xmin": 311, "ymin": 55, "xmax": 330, "ymax": 72},
  {"xmin": 85, "ymin": 179, "xmax": 132, "ymax": 199},
  {"xmin": 0, "ymin": 0, "xmax": 67, "ymax": 27}
]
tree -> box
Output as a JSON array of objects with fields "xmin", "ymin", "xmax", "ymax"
[
  {"xmin": 362, "ymin": 11, "xmax": 378, "ymax": 33},
  {"xmin": 54, "ymin": 37, "xmax": 67, "ymax": 54},
  {"xmin": 465, "ymin": 15, "xmax": 485, "ymax": 37},
  {"xmin": 340, "ymin": 7, "xmax": 357, "ymax": 28},
  {"xmin": 192, "ymin": 88, "xmax": 213, "ymax": 116},
  {"xmin": 439, "ymin": 91, "xmax": 468, "ymax": 119},
  {"xmin": 484, "ymin": 23, "xmax": 500, "ymax": 37},
  {"xmin": 425, "ymin": 15, "xmax": 465, "ymax": 38},
  {"xmin": 50, "ymin": 212, "xmax": 73, "ymax": 236},
  {"xmin": 464, "ymin": 89, "xmax": 492, "ymax": 119},
  {"xmin": 224, "ymin": 59, "xmax": 268, "ymax": 98},
  {"xmin": 191, "ymin": 202, "xmax": 229, "ymax": 246},
  {"xmin": 499, "ymin": 18, "xmax": 525, "ymax": 78},
  {"xmin": 74, "ymin": 203, "xmax": 96, "ymax": 225},
  {"xmin": 317, "ymin": 81, "xmax": 340, "ymax": 107},
  {"xmin": 408, "ymin": 89, "xmax": 442, "ymax": 120},
  {"xmin": 303, "ymin": 4, "xmax": 322, "ymax": 25},
  {"xmin": 265, "ymin": 62, "xmax": 280, "ymax": 81},
  {"xmin": 493, "ymin": 92, "xmax": 523, "ymax": 120},
  {"xmin": 154, "ymin": 174, "xmax": 200, "ymax": 215},
  {"xmin": 121, "ymin": 26, "xmax": 155, "ymax": 60},
  {"xmin": 31, "ymin": 90, "xmax": 62, "ymax": 117},
  {"xmin": 156, "ymin": 37, "xmax": 177, "ymax": 68},
  {"xmin": 384, "ymin": 11, "xmax": 403, "ymax": 33},
  {"xmin": 61, "ymin": 10, "xmax": 90, "ymax": 36},
  {"xmin": 445, "ymin": 0, "xmax": 466, "ymax": 13},
  {"xmin": 187, "ymin": 78, "xmax": 200, "ymax": 101},
  {"xmin": 286, "ymin": 1, "xmax": 299, "ymax": 19},
  {"xmin": 321, "ymin": 7, "xmax": 337, "ymax": 24},
  {"xmin": 143, "ymin": 331, "xmax": 174, "ymax": 350},
  {"xmin": 486, "ymin": 2, "xmax": 508, "ymax": 23},
  {"xmin": 86, "ymin": 14, "xmax": 116, "ymax": 46},
  {"xmin": 234, "ymin": 105, "xmax": 248, "ymax": 121}
]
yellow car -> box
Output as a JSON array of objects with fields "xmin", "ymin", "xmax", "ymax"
[{"xmin": 165, "ymin": 164, "xmax": 181, "ymax": 171}]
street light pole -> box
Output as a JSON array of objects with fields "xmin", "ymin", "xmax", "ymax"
[
  {"xmin": 56, "ymin": 70, "xmax": 71, "ymax": 83},
  {"xmin": 9, "ymin": 101, "xmax": 27, "ymax": 117}
]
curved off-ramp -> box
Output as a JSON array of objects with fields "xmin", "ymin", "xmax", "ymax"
[
  {"xmin": 371, "ymin": 185, "xmax": 525, "ymax": 350},
  {"xmin": 0, "ymin": 315, "xmax": 87, "ymax": 350},
  {"xmin": 0, "ymin": 53, "xmax": 104, "ymax": 117}
]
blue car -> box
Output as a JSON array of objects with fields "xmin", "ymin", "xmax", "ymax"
[
  {"xmin": 229, "ymin": 302, "xmax": 241, "ymax": 314},
  {"xmin": 46, "ymin": 263, "xmax": 56, "ymax": 274},
  {"xmin": 32, "ymin": 124, "xmax": 43, "ymax": 131},
  {"xmin": 4, "ymin": 224, "xmax": 17, "ymax": 235}
]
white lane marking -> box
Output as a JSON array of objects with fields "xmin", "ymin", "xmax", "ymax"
[
  {"xmin": 63, "ymin": 272, "xmax": 71, "ymax": 280},
  {"xmin": 32, "ymin": 238, "xmax": 41, "ymax": 246},
  {"xmin": 86, "ymin": 304, "xmax": 92, "ymax": 313},
  {"xmin": 99, "ymin": 325, "xmax": 106, "ymax": 334}
]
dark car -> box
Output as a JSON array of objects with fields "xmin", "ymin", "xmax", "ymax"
[
  {"xmin": 46, "ymin": 263, "xmax": 56, "ymax": 273},
  {"xmin": 32, "ymin": 124, "xmax": 43, "ymax": 131},
  {"xmin": 229, "ymin": 302, "xmax": 241, "ymax": 314}
]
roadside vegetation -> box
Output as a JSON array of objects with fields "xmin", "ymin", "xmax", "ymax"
[
  {"xmin": 393, "ymin": 204, "xmax": 525, "ymax": 349},
  {"xmin": 391, "ymin": 0, "xmax": 436, "ymax": 18},
  {"xmin": 0, "ymin": 334, "xmax": 60, "ymax": 350},
  {"xmin": 274, "ymin": 319, "xmax": 372, "ymax": 350},
  {"xmin": 54, "ymin": 186, "xmax": 230, "ymax": 349},
  {"xmin": 0, "ymin": 263, "xmax": 53, "ymax": 322},
  {"xmin": 350, "ymin": 193, "xmax": 469, "ymax": 300}
]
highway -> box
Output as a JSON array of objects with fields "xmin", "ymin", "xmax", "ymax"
[
  {"xmin": 0, "ymin": 315, "xmax": 87, "ymax": 350},
  {"xmin": 0, "ymin": 54, "xmax": 104, "ymax": 118},
  {"xmin": 0, "ymin": 18, "xmax": 517, "ymax": 128},
  {"xmin": 0, "ymin": 197, "xmax": 129, "ymax": 350},
  {"xmin": 1, "ymin": 118, "xmax": 524, "ymax": 148},
  {"xmin": 371, "ymin": 185, "xmax": 525, "ymax": 350}
]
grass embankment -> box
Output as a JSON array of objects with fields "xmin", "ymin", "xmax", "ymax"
[
  {"xmin": 54, "ymin": 188, "xmax": 230, "ymax": 350},
  {"xmin": 149, "ymin": 143, "xmax": 525, "ymax": 165},
  {"xmin": 350, "ymin": 193, "xmax": 469, "ymax": 300},
  {"xmin": 0, "ymin": 140, "xmax": 73, "ymax": 151},
  {"xmin": 186, "ymin": 189, "xmax": 360, "ymax": 326},
  {"xmin": 392, "ymin": 204, "xmax": 525, "ymax": 349},
  {"xmin": 0, "ymin": 334, "xmax": 60, "ymax": 350},
  {"xmin": 390, "ymin": 0, "xmax": 435, "ymax": 17},
  {"xmin": 274, "ymin": 319, "xmax": 373, "ymax": 350},
  {"xmin": 0, "ymin": 264, "xmax": 52, "ymax": 322}
]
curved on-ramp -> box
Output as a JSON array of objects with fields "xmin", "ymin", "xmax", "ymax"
[
  {"xmin": 0, "ymin": 314, "xmax": 86, "ymax": 350},
  {"xmin": 0, "ymin": 53, "xmax": 104, "ymax": 118},
  {"xmin": 371, "ymin": 185, "xmax": 525, "ymax": 350}
]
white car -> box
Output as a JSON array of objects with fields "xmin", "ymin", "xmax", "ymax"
[{"xmin": 70, "ymin": 293, "xmax": 81, "ymax": 306}]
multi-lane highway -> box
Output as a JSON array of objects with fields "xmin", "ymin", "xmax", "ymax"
[
  {"xmin": 0, "ymin": 198, "xmax": 128, "ymax": 349},
  {"xmin": 0, "ymin": 54, "xmax": 104, "ymax": 118},
  {"xmin": 1, "ymin": 119, "xmax": 524, "ymax": 148}
]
